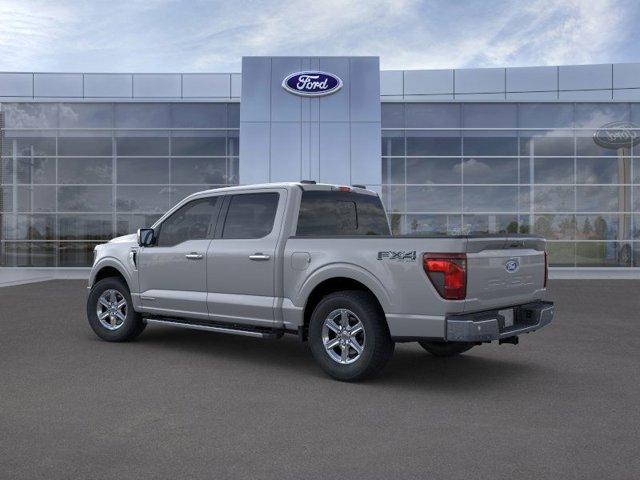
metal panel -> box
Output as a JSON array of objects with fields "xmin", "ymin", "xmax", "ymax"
[
  {"xmin": 455, "ymin": 68, "xmax": 504, "ymax": 94},
  {"xmin": 319, "ymin": 122, "xmax": 350, "ymax": 184},
  {"xmin": 84, "ymin": 73, "xmax": 132, "ymax": 97},
  {"xmin": 270, "ymin": 122, "xmax": 301, "ymax": 182},
  {"xmin": 319, "ymin": 57, "xmax": 350, "ymax": 122},
  {"xmin": 133, "ymin": 74, "xmax": 181, "ymax": 97},
  {"xmin": 350, "ymin": 122, "xmax": 381, "ymax": 185},
  {"xmin": 238, "ymin": 122, "xmax": 270, "ymax": 184},
  {"xmin": 349, "ymin": 57, "xmax": 380, "ymax": 122},
  {"xmin": 404, "ymin": 69, "xmax": 453, "ymax": 95},
  {"xmin": 455, "ymin": 93, "xmax": 505, "ymax": 100},
  {"xmin": 558, "ymin": 89, "xmax": 613, "ymax": 101},
  {"xmin": 34, "ymin": 73, "xmax": 83, "ymax": 97},
  {"xmin": 613, "ymin": 63, "xmax": 640, "ymax": 89},
  {"xmin": 380, "ymin": 71, "xmax": 403, "ymax": 96},
  {"xmin": 612, "ymin": 88, "xmax": 640, "ymax": 101},
  {"xmin": 0, "ymin": 73, "xmax": 33, "ymax": 97},
  {"xmin": 182, "ymin": 74, "xmax": 230, "ymax": 98},
  {"xmin": 403, "ymin": 94, "xmax": 454, "ymax": 101},
  {"xmin": 240, "ymin": 57, "xmax": 271, "ymax": 122},
  {"xmin": 506, "ymin": 66, "xmax": 557, "ymax": 92},
  {"xmin": 559, "ymin": 64, "xmax": 611, "ymax": 91},
  {"xmin": 231, "ymin": 73, "xmax": 242, "ymax": 98},
  {"xmin": 506, "ymin": 91, "xmax": 558, "ymax": 100},
  {"xmin": 270, "ymin": 57, "xmax": 302, "ymax": 122}
]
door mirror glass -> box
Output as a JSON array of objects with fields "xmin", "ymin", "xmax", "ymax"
[{"xmin": 137, "ymin": 228, "xmax": 155, "ymax": 247}]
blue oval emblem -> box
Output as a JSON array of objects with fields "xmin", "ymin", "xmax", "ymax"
[
  {"xmin": 505, "ymin": 259, "xmax": 519, "ymax": 273},
  {"xmin": 282, "ymin": 71, "xmax": 343, "ymax": 97}
]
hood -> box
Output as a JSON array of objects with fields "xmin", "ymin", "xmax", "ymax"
[{"xmin": 109, "ymin": 233, "xmax": 137, "ymax": 244}]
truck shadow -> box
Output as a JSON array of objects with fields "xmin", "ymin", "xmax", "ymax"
[{"xmin": 132, "ymin": 326, "xmax": 549, "ymax": 391}]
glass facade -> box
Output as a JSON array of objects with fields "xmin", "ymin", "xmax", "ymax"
[
  {"xmin": 382, "ymin": 103, "xmax": 640, "ymax": 267},
  {"xmin": 0, "ymin": 102, "xmax": 239, "ymax": 267},
  {"xmin": 1, "ymin": 100, "xmax": 639, "ymax": 268}
]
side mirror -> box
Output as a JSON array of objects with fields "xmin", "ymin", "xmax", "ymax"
[{"xmin": 137, "ymin": 228, "xmax": 155, "ymax": 247}]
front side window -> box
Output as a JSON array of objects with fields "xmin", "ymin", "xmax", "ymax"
[
  {"xmin": 222, "ymin": 193, "xmax": 279, "ymax": 239},
  {"xmin": 156, "ymin": 196, "xmax": 219, "ymax": 247}
]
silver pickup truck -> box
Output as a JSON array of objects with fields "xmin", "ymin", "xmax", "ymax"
[{"xmin": 87, "ymin": 181, "xmax": 553, "ymax": 381}]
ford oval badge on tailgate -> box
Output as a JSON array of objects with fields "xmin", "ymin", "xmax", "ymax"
[{"xmin": 505, "ymin": 259, "xmax": 519, "ymax": 273}]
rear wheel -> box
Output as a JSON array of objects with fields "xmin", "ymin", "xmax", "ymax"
[
  {"xmin": 308, "ymin": 291, "xmax": 394, "ymax": 382},
  {"xmin": 87, "ymin": 277, "xmax": 145, "ymax": 342},
  {"xmin": 418, "ymin": 341, "xmax": 474, "ymax": 357}
]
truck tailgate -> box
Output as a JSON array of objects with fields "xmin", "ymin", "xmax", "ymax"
[{"xmin": 464, "ymin": 237, "xmax": 546, "ymax": 312}]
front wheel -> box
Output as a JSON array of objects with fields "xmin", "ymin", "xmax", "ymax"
[
  {"xmin": 87, "ymin": 277, "xmax": 145, "ymax": 342},
  {"xmin": 418, "ymin": 341, "xmax": 474, "ymax": 357},
  {"xmin": 308, "ymin": 291, "xmax": 394, "ymax": 382}
]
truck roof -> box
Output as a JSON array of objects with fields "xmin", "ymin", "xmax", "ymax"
[{"xmin": 191, "ymin": 182, "xmax": 379, "ymax": 197}]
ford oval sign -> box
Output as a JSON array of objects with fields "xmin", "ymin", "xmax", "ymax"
[
  {"xmin": 593, "ymin": 121, "xmax": 640, "ymax": 149},
  {"xmin": 282, "ymin": 71, "xmax": 343, "ymax": 97},
  {"xmin": 505, "ymin": 259, "xmax": 519, "ymax": 273}
]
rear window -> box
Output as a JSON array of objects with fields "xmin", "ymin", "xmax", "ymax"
[{"xmin": 296, "ymin": 191, "xmax": 390, "ymax": 236}]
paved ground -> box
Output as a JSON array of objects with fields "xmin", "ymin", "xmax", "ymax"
[{"xmin": 1, "ymin": 280, "xmax": 639, "ymax": 480}]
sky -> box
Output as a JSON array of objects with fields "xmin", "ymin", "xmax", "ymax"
[{"xmin": 0, "ymin": 0, "xmax": 638, "ymax": 73}]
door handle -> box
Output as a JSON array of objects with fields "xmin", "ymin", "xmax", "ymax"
[
  {"xmin": 249, "ymin": 253, "xmax": 271, "ymax": 261},
  {"xmin": 185, "ymin": 253, "xmax": 204, "ymax": 260}
]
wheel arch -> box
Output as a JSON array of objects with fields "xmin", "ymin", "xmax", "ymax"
[{"xmin": 89, "ymin": 258, "xmax": 133, "ymax": 292}]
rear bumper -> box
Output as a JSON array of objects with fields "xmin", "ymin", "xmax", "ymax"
[{"xmin": 446, "ymin": 301, "xmax": 554, "ymax": 343}]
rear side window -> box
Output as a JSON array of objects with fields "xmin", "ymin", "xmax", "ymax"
[
  {"xmin": 296, "ymin": 191, "xmax": 390, "ymax": 236},
  {"xmin": 222, "ymin": 193, "xmax": 279, "ymax": 239},
  {"xmin": 157, "ymin": 196, "xmax": 219, "ymax": 247}
]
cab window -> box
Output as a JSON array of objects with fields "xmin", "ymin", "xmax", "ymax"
[{"xmin": 156, "ymin": 196, "xmax": 220, "ymax": 247}]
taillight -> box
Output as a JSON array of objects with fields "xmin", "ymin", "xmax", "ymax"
[
  {"xmin": 423, "ymin": 253, "xmax": 467, "ymax": 300},
  {"xmin": 544, "ymin": 251, "xmax": 548, "ymax": 288}
]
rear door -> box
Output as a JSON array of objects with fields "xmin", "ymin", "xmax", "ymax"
[
  {"xmin": 464, "ymin": 236, "xmax": 546, "ymax": 312},
  {"xmin": 137, "ymin": 196, "xmax": 221, "ymax": 320},
  {"xmin": 206, "ymin": 189, "xmax": 286, "ymax": 327}
]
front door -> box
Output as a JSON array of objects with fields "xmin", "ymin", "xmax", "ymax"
[
  {"xmin": 138, "ymin": 196, "xmax": 221, "ymax": 320},
  {"xmin": 206, "ymin": 190, "xmax": 285, "ymax": 327}
]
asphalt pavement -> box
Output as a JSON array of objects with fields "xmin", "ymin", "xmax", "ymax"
[{"xmin": 1, "ymin": 279, "xmax": 639, "ymax": 479}]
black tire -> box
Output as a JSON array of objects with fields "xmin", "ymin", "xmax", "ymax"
[
  {"xmin": 87, "ymin": 277, "xmax": 145, "ymax": 342},
  {"xmin": 418, "ymin": 341, "xmax": 474, "ymax": 357},
  {"xmin": 308, "ymin": 290, "xmax": 394, "ymax": 382}
]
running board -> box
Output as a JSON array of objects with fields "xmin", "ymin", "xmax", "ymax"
[{"xmin": 144, "ymin": 318, "xmax": 283, "ymax": 339}]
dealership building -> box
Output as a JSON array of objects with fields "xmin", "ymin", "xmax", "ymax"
[{"xmin": 1, "ymin": 56, "xmax": 639, "ymax": 277}]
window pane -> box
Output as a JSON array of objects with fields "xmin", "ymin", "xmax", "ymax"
[
  {"xmin": 381, "ymin": 131, "xmax": 404, "ymax": 156},
  {"xmin": 406, "ymin": 104, "xmax": 460, "ymax": 128},
  {"xmin": 116, "ymin": 136, "xmax": 168, "ymax": 156},
  {"xmin": 463, "ymin": 134, "xmax": 518, "ymax": 156},
  {"xmin": 575, "ymin": 214, "xmax": 629, "ymax": 241},
  {"xmin": 116, "ymin": 213, "xmax": 162, "ymax": 236},
  {"xmin": 222, "ymin": 193, "xmax": 279, "ymax": 239},
  {"xmin": 406, "ymin": 158, "xmax": 461, "ymax": 184},
  {"xmin": 1, "ymin": 242, "xmax": 56, "ymax": 267},
  {"xmin": 406, "ymin": 214, "xmax": 461, "ymax": 235},
  {"xmin": 227, "ymin": 130, "xmax": 239, "ymax": 157},
  {"xmin": 518, "ymin": 104, "xmax": 574, "ymax": 129},
  {"xmin": 1, "ymin": 186, "xmax": 13, "ymax": 211},
  {"xmin": 296, "ymin": 191, "xmax": 390, "ymax": 236},
  {"xmin": 171, "ymin": 158, "xmax": 227, "ymax": 184},
  {"xmin": 3, "ymin": 103, "xmax": 58, "ymax": 128},
  {"xmin": 576, "ymin": 135, "xmax": 629, "ymax": 156},
  {"xmin": 406, "ymin": 132, "xmax": 461, "ymax": 156},
  {"xmin": 534, "ymin": 158, "xmax": 574, "ymax": 184},
  {"xmin": 58, "ymin": 158, "xmax": 112, "ymax": 184},
  {"xmin": 171, "ymin": 103, "xmax": 227, "ymax": 128},
  {"xmin": 577, "ymin": 186, "xmax": 630, "ymax": 212},
  {"xmin": 576, "ymin": 157, "xmax": 628, "ymax": 184},
  {"xmin": 463, "ymin": 104, "xmax": 516, "ymax": 128},
  {"xmin": 546, "ymin": 242, "xmax": 575, "ymax": 267},
  {"xmin": 462, "ymin": 214, "xmax": 520, "ymax": 234},
  {"xmin": 58, "ymin": 242, "xmax": 100, "ymax": 267},
  {"xmin": 462, "ymin": 157, "xmax": 517, "ymax": 184},
  {"xmin": 58, "ymin": 137, "xmax": 113, "ymax": 156},
  {"xmin": 1, "ymin": 158, "xmax": 12, "ymax": 183},
  {"xmin": 17, "ymin": 186, "xmax": 56, "ymax": 212},
  {"xmin": 58, "ymin": 186, "xmax": 113, "ymax": 212},
  {"xmin": 381, "ymin": 186, "xmax": 405, "ymax": 213},
  {"xmin": 116, "ymin": 158, "xmax": 169, "ymax": 184},
  {"xmin": 406, "ymin": 186, "xmax": 461, "ymax": 213},
  {"xmin": 463, "ymin": 186, "xmax": 518, "ymax": 212},
  {"xmin": 58, "ymin": 214, "xmax": 113, "ymax": 240},
  {"xmin": 58, "ymin": 103, "xmax": 113, "ymax": 128},
  {"xmin": 171, "ymin": 134, "xmax": 226, "ymax": 156},
  {"xmin": 534, "ymin": 186, "xmax": 575, "ymax": 212},
  {"xmin": 9, "ymin": 214, "xmax": 56, "ymax": 240},
  {"xmin": 3, "ymin": 136, "xmax": 56, "ymax": 156},
  {"xmin": 519, "ymin": 134, "xmax": 574, "ymax": 156},
  {"xmin": 533, "ymin": 214, "xmax": 576, "ymax": 240},
  {"xmin": 381, "ymin": 103, "xmax": 404, "ymax": 128},
  {"xmin": 388, "ymin": 213, "xmax": 404, "ymax": 234},
  {"xmin": 157, "ymin": 197, "xmax": 219, "ymax": 247},
  {"xmin": 114, "ymin": 104, "xmax": 170, "ymax": 128},
  {"xmin": 382, "ymin": 158, "xmax": 405, "ymax": 184},
  {"xmin": 228, "ymin": 104, "xmax": 240, "ymax": 127},
  {"xmin": 574, "ymin": 103, "xmax": 630, "ymax": 128},
  {"xmin": 576, "ymin": 242, "xmax": 632, "ymax": 267},
  {"xmin": 116, "ymin": 186, "xmax": 171, "ymax": 213},
  {"xmin": 16, "ymin": 157, "xmax": 56, "ymax": 184}
]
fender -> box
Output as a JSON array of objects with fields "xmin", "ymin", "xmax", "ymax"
[
  {"xmin": 295, "ymin": 262, "xmax": 392, "ymax": 313},
  {"xmin": 89, "ymin": 256, "xmax": 141, "ymax": 309}
]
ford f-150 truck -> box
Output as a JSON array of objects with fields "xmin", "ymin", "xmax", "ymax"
[{"xmin": 87, "ymin": 182, "xmax": 553, "ymax": 381}]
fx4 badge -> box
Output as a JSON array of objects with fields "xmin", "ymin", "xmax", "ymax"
[{"xmin": 377, "ymin": 251, "xmax": 417, "ymax": 262}]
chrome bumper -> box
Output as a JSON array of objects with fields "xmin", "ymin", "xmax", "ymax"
[{"xmin": 446, "ymin": 301, "xmax": 554, "ymax": 343}]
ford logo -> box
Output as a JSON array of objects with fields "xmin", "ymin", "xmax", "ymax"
[
  {"xmin": 282, "ymin": 71, "xmax": 343, "ymax": 97},
  {"xmin": 593, "ymin": 121, "xmax": 640, "ymax": 149},
  {"xmin": 505, "ymin": 259, "xmax": 519, "ymax": 273}
]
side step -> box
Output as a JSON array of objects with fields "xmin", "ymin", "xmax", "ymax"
[{"xmin": 144, "ymin": 318, "xmax": 283, "ymax": 339}]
